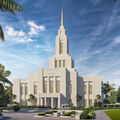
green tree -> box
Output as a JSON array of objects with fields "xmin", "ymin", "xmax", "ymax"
[
  {"xmin": 0, "ymin": 64, "xmax": 12, "ymax": 86},
  {"xmin": 0, "ymin": 0, "xmax": 22, "ymax": 41},
  {"xmin": 102, "ymin": 81, "xmax": 115, "ymax": 104},
  {"xmin": 109, "ymin": 91, "xmax": 117, "ymax": 104},
  {"xmin": 76, "ymin": 94, "xmax": 82, "ymax": 106},
  {"xmin": 94, "ymin": 95, "xmax": 102, "ymax": 107},
  {"xmin": 117, "ymin": 87, "xmax": 120, "ymax": 103},
  {"xmin": 28, "ymin": 94, "xmax": 36, "ymax": 105}
]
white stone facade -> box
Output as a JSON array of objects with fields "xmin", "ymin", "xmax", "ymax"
[{"xmin": 13, "ymin": 10, "xmax": 103, "ymax": 108}]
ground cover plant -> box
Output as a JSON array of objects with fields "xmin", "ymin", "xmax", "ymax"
[
  {"xmin": 105, "ymin": 109, "xmax": 120, "ymax": 120},
  {"xmin": 80, "ymin": 108, "xmax": 95, "ymax": 119},
  {"xmin": 38, "ymin": 110, "xmax": 57, "ymax": 116},
  {"xmin": 63, "ymin": 111, "xmax": 76, "ymax": 116}
]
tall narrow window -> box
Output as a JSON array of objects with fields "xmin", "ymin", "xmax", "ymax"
[
  {"xmin": 50, "ymin": 80, "xmax": 54, "ymax": 93},
  {"xmin": 25, "ymin": 84, "xmax": 28, "ymax": 95},
  {"xmin": 89, "ymin": 84, "xmax": 92, "ymax": 94},
  {"xmin": 34, "ymin": 84, "xmax": 37, "ymax": 94},
  {"xmin": 56, "ymin": 80, "xmax": 60, "ymax": 93},
  {"xmin": 59, "ymin": 60, "xmax": 61, "ymax": 67},
  {"xmin": 84, "ymin": 84, "xmax": 87, "ymax": 94},
  {"xmin": 60, "ymin": 40, "xmax": 63, "ymax": 54},
  {"xmin": 43, "ymin": 80, "xmax": 47, "ymax": 93},
  {"xmin": 89, "ymin": 99, "xmax": 92, "ymax": 106},
  {"xmin": 55, "ymin": 60, "xmax": 57, "ymax": 68},
  {"xmin": 63, "ymin": 60, "xmax": 65, "ymax": 67},
  {"xmin": 20, "ymin": 84, "xmax": 23, "ymax": 95},
  {"xmin": 69, "ymin": 83, "xmax": 72, "ymax": 94}
]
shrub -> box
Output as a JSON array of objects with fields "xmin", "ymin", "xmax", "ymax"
[
  {"xmin": 0, "ymin": 112, "xmax": 2, "ymax": 116},
  {"xmin": 11, "ymin": 106, "xmax": 20, "ymax": 112},
  {"xmin": 80, "ymin": 108, "xmax": 95, "ymax": 119},
  {"xmin": 38, "ymin": 112, "xmax": 46, "ymax": 116},
  {"xmin": 45, "ymin": 110, "xmax": 57, "ymax": 114},
  {"xmin": 80, "ymin": 109, "xmax": 89, "ymax": 119},
  {"xmin": 63, "ymin": 111, "xmax": 76, "ymax": 116},
  {"xmin": 64, "ymin": 112, "xmax": 71, "ymax": 116}
]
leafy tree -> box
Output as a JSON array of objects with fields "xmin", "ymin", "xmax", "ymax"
[
  {"xmin": 0, "ymin": 64, "xmax": 12, "ymax": 86},
  {"xmin": 102, "ymin": 81, "xmax": 115, "ymax": 104},
  {"xmin": 28, "ymin": 94, "xmax": 36, "ymax": 105},
  {"xmin": 0, "ymin": 0, "xmax": 22, "ymax": 41},
  {"xmin": 76, "ymin": 94, "xmax": 82, "ymax": 106},
  {"xmin": 96, "ymin": 95, "xmax": 101, "ymax": 102},
  {"xmin": 94, "ymin": 95, "xmax": 102, "ymax": 107},
  {"xmin": 117, "ymin": 87, "xmax": 120, "ymax": 103},
  {"xmin": 109, "ymin": 91, "xmax": 117, "ymax": 104}
]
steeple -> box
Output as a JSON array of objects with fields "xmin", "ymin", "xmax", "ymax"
[{"xmin": 61, "ymin": 8, "xmax": 63, "ymax": 26}]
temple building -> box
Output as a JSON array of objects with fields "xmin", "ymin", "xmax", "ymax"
[{"xmin": 13, "ymin": 9, "xmax": 103, "ymax": 108}]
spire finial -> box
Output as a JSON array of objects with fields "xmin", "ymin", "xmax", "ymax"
[{"xmin": 61, "ymin": 8, "xmax": 63, "ymax": 26}]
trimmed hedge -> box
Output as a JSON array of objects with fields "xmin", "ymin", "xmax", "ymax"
[
  {"xmin": 38, "ymin": 110, "xmax": 57, "ymax": 116},
  {"xmin": 45, "ymin": 110, "xmax": 57, "ymax": 114},
  {"xmin": 0, "ymin": 106, "xmax": 20, "ymax": 112},
  {"xmin": 63, "ymin": 111, "xmax": 76, "ymax": 116},
  {"xmin": 38, "ymin": 112, "xmax": 46, "ymax": 116}
]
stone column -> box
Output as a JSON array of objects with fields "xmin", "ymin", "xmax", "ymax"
[
  {"xmin": 87, "ymin": 82, "xmax": 89, "ymax": 106},
  {"xmin": 47, "ymin": 77, "xmax": 50, "ymax": 93},
  {"xmin": 40, "ymin": 97, "xmax": 43, "ymax": 106},
  {"xmin": 23, "ymin": 84, "xmax": 25, "ymax": 105},
  {"xmin": 58, "ymin": 97, "xmax": 60, "ymax": 108},
  {"xmin": 45, "ymin": 97, "xmax": 47, "ymax": 106},
  {"xmin": 51, "ymin": 97, "xmax": 54, "ymax": 108}
]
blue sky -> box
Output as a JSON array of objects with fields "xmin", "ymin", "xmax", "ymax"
[{"xmin": 0, "ymin": 0, "xmax": 120, "ymax": 88}]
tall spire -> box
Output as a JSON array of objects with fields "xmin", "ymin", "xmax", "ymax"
[{"xmin": 61, "ymin": 8, "xmax": 63, "ymax": 26}]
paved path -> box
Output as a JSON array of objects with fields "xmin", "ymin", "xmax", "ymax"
[
  {"xmin": 2, "ymin": 110, "xmax": 75, "ymax": 120},
  {"xmin": 1, "ymin": 109, "xmax": 112, "ymax": 120},
  {"xmin": 94, "ymin": 110, "xmax": 111, "ymax": 120}
]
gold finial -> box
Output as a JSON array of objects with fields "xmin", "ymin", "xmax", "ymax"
[{"xmin": 61, "ymin": 8, "xmax": 63, "ymax": 26}]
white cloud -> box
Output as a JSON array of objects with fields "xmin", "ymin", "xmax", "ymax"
[
  {"xmin": 27, "ymin": 21, "xmax": 45, "ymax": 35},
  {"xmin": 15, "ymin": 37, "xmax": 34, "ymax": 43},
  {"xmin": 114, "ymin": 36, "xmax": 120, "ymax": 44},
  {"xmin": 5, "ymin": 26, "xmax": 25, "ymax": 37},
  {"xmin": 90, "ymin": 0, "xmax": 101, "ymax": 5},
  {"xmin": 113, "ymin": 71, "xmax": 120, "ymax": 75},
  {"xmin": 5, "ymin": 26, "xmax": 34, "ymax": 43}
]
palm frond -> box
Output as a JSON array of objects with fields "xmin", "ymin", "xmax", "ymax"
[
  {"xmin": 0, "ymin": 25, "xmax": 4, "ymax": 41},
  {"xmin": 0, "ymin": 75, "xmax": 13, "ymax": 85},
  {"xmin": 0, "ymin": 0, "xmax": 23, "ymax": 14}
]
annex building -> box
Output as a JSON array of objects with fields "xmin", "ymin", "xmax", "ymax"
[{"xmin": 13, "ymin": 10, "xmax": 103, "ymax": 108}]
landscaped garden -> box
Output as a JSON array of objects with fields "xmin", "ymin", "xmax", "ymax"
[{"xmin": 105, "ymin": 109, "xmax": 120, "ymax": 120}]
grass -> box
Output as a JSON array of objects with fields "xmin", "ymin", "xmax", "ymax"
[{"xmin": 105, "ymin": 109, "xmax": 120, "ymax": 120}]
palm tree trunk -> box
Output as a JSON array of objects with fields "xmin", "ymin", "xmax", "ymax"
[{"xmin": 0, "ymin": 25, "xmax": 5, "ymax": 41}]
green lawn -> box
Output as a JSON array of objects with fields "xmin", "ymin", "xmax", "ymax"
[{"xmin": 105, "ymin": 109, "xmax": 120, "ymax": 120}]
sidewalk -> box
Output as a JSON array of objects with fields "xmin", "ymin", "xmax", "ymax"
[{"xmin": 94, "ymin": 110, "xmax": 111, "ymax": 120}]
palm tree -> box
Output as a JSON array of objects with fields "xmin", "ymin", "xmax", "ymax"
[
  {"xmin": 5, "ymin": 85, "xmax": 16, "ymax": 103},
  {"xmin": 0, "ymin": 0, "xmax": 23, "ymax": 41},
  {"xmin": 76, "ymin": 94, "xmax": 82, "ymax": 106},
  {"xmin": 28, "ymin": 94, "xmax": 36, "ymax": 105},
  {"xmin": 0, "ymin": 64, "xmax": 12, "ymax": 86}
]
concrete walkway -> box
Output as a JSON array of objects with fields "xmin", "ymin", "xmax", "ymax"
[
  {"xmin": 3, "ymin": 112, "xmax": 75, "ymax": 120},
  {"xmin": 94, "ymin": 110, "xmax": 111, "ymax": 120}
]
